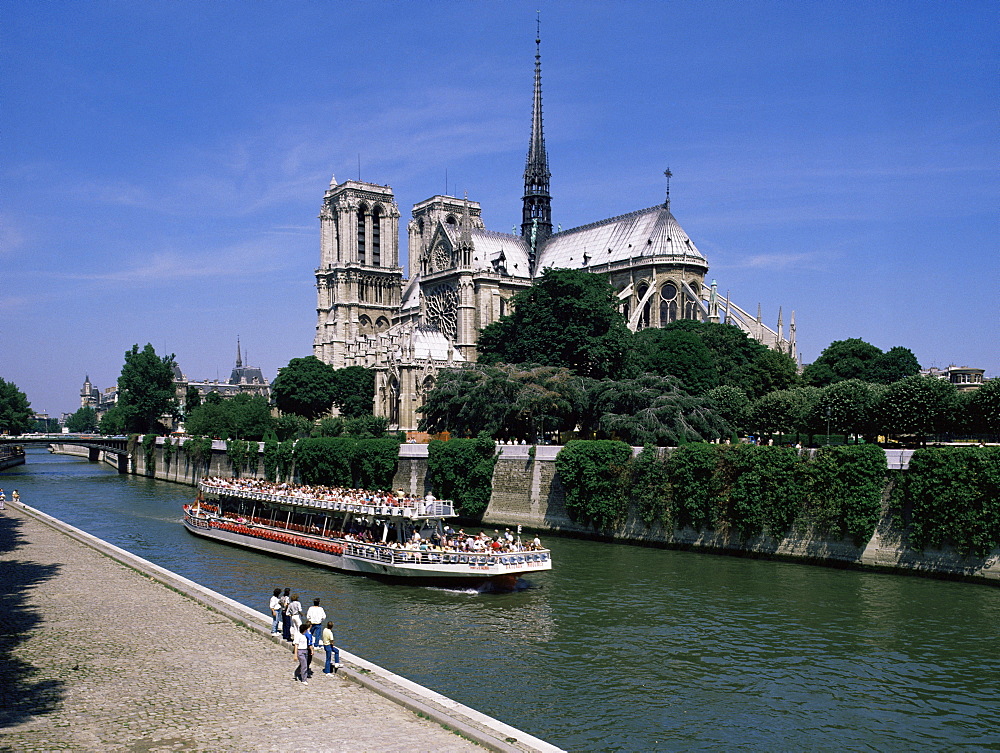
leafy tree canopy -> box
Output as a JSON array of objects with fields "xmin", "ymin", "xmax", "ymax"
[
  {"xmin": 117, "ymin": 344, "xmax": 179, "ymax": 434},
  {"xmin": 802, "ymin": 338, "xmax": 917, "ymax": 387},
  {"xmin": 866, "ymin": 346, "xmax": 921, "ymax": 384},
  {"xmin": 0, "ymin": 378, "xmax": 34, "ymax": 435},
  {"xmin": 330, "ymin": 366, "xmax": 375, "ymax": 418},
  {"xmin": 587, "ymin": 374, "xmax": 731, "ymax": 446},
  {"xmin": 631, "ymin": 327, "xmax": 718, "ymax": 394},
  {"xmin": 185, "ymin": 393, "xmax": 273, "ymax": 441},
  {"xmin": 878, "ymin": 375, "xmax": 958, "ymax": 443},
  {"xmin": 272, "ymin": 355, "xmax": 339, "ymax": 419},
  {"xmin": 184, "ymin": 386, "xmax": 202, "ymax": 413},
  {"xmin": 98, "ymin": 405, "xmax": 126, "ymax": 435},
  {"xmin": 66, "ymin": 406, "xmax": 99, "ymax": 433},
  {"xmin": 966, "ymin": 379, "xmax": 1000, "ymax": 437},
  {"xmin": 477, "ymin": 268, "xmax": 631, "ymax": 378},
  {"xmin": 419, "ymin": 364, "xmax": 586, "ymax": 441},
  {"xmin": 704, "ymin": 385, "xmax": 751, "ymax": 433}
]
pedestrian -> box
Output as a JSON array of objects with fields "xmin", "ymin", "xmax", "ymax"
[
  {"xmin": 10, "ymin": 490, "xmax": 17, "ymax": 505},
  {"xmin": 280, "ymin": 588, "xmax": 292, "ymax": 641},
  {"xmin": 321, "ymin": 620, "xmax": 343, "ymax": 675},
  {"xmin": 292, "ymin": 623, "xmax": 310, "ymax": 684},
  {"xmin": 305, "ymin": 598, "xmax": 326, "ymax": 647},
  {"xmin": 287, "ymin": 593, "xmax": 303, "ymax": 635},
  {"xmin": 269, "ymin": 588, "xmax": 282, "ymax": 635},
  {"xmin": 0, "ymin": 489, "xmax": 5, "ymax": 511}
]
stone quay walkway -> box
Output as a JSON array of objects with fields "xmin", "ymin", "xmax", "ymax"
[{"xmin": 0, "ymin": 502, "xmax": 559, "ymax": 752}]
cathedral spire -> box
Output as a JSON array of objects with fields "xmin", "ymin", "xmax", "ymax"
[
  {"xmin": 522, "ymin": 12, "xmax": 552, "ymax": 272},
  {"xmin": 235, "ymin": 337, "xmax": 243, "ymax": 369}
]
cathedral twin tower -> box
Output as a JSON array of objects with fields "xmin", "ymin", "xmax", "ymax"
[{"xmin": 313, "ymin": 33, "xmax": 795, "ymax": 431}]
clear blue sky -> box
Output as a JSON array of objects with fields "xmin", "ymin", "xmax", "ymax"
[{"xmin": 3, "ymin": 0, "xmax": 997, "ymax": 418}]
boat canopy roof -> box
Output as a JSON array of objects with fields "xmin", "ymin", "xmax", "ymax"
[{"xmin": 198, "ymin": 480, "xmax": 457, "ymax": 520}]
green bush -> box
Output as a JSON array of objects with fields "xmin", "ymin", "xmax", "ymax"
[
  {"xmin": 162, "ymin": 436, "xmax": 175, "ymax": 467},
  {"xmin": 427, "ymin": 435, "xmax": 497, "ymax": 518},
  {"xmin": 182, "ymin": 436, "xmax": 214, "ymax": 473},
  {"xmin": 294, "ymin": 437, "xmax": 356, "ymax": 486},
  {"xmin": 667, "ymin": 443, "xmax": 721, "ymax": 530},
  {"xmin": 354, "ymin": 437, "xmax": 402, "ymax": 489},
  {"xmin": 262, "ymin": 439, "xmax": 280, "ymax": 482},
  {"xmin": 724, "ymin": 445, "xmax": 806, "ymax": 538},
  {"xmin": 142, "ymin": 433, "xmax": 157, "ymax": 475},
  {"xmin": 900, "ymin": 447, "xmax": 1000, "ymax": 557},
  {"xmin": 225, "ymin": 439, "xmax": 255, "ymax": 477},
  {"xmin": 555, "ymin": 440, "xmax": 632, "ymax": 529},
  {"xmin": 630, "ymin": 445, "xmax": 671, "ymax": 526},
  {"xmin": 807, "ymin": 444, "xmax": 886, "ymax": 544},
  {"xmin": 276, "ymin": 440, "xmax": 295, "ymax": 482}
]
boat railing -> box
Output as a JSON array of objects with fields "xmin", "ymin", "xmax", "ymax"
[
  {"xmin": 198, "ymin": 482, "xmax": 455, "ymax": 518},
  {"xmin": 340, "ymin": 541, "xmax": 550, "ymax": 568}
]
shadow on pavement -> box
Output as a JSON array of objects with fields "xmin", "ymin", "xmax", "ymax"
[{"xmin": 0, "ymin": 513, "xmax": 65, "ymax": 729}]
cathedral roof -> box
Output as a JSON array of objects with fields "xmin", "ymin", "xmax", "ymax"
[
  {"xmin": 468, "ymin": 229, "xmax": 531, "ymax": 278},
  {"xmin": 536, "ymin": 203, "xmax": 707, "ymax": 272}
]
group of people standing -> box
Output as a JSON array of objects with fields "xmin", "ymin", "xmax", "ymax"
[
  {"xmin": 269, "ymin": 588, "xmax": 342, "ymax": 685},
  {"xmin": 0, "ymin": 488, "xmax": 19, "ymax": 511}
]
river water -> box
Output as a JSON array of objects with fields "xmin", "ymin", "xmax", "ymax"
[{"xmin": 5, "ymin": 448, "xmax": 998, "ymax": 751}]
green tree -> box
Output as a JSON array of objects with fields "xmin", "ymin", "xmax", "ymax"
[
  {"xmin": 587, "ymin": 374, "xmax": 730, "ymax": 446},
  {"xmin": 419, "ymin": 364, "xmax": 585, "ymax": 441},
  {"xmin": 705, "ymin": 385, "xmax": 751, "ymax": 434},
  {"xmin": 66, "ymin": 406, "xmax": 99, "ymax": 433},
  {"xmin": 877, "ymin": 375, "xmax": 958, "ymax": 444},
  {"xmin": 184, "ymin": 402, "xmax": 233, "ymax": 439},
  {"xmin": 477, "ymin": 268, "xmax": 631, "ymax": 378},
  {"xmin": 802, "ymin": 338, "xmax": 882, "ymax": 387},
  {"xmin": 814, "ymin": 379, "xmax": 881, "ymax": 441},
  {"xmin": 744, "ymin": 348, "xmax": 800, "ymax": 398},
  {"xmin": 865, "ymin": 346, "xmax": 920, "ymax": 384},
  {"xmin": 272, "ymin": 355, "xmax": 339, "ymax": 419},
  {"xmin": 631, "ymin": 327, "xmax": 718, "ymax": 394},
  {"xmin": 184, "ymin": 386, "xmax": 202, "ymax": 413},
  {"xmin": 330, "ymin": 366, "xmax": 375, "ymax": 418},
  {"xmin": 185, "ymin": 393, "xmax": 273, "ymax": 441},
  {"xmin": 98, "ymin": 405, "xmax": 126, "ymax": 435},
  {"xmin": 0, "ymin": 378, "xmax": 34, "ymax": 435},
  {"xmin": 747, "ymin": 389, "xmax": 812, "ymax": 439},
  {"xmin": 116, "ymin": 344, "xmax": 179, "ymax": 434},
  {"xmin": 966, "ymin": 379, "xmax": 1000, "ymax": 438},
  {"xmin": 274, "ymin": 413, "xmax": 313, "ymax": 441}
]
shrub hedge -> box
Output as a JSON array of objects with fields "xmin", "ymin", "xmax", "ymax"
[{"xmin": 427, "ymin": 435, "xmax": 497, "ymax": 518}]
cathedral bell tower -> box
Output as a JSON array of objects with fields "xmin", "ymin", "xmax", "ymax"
[
  {"xmin": 521, "ymin": 20, "xmax": 552, "ymax": 273},
  {"xmin": 314, "ymin": 177, "xmax": 403, "ymax": 368}
]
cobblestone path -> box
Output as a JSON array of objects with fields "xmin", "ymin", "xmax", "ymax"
[{"xmin": 0, "ymin": 504, "xmax": 480, "ymax": 752}]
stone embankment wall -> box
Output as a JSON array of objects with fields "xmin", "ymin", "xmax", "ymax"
[{"xmin": 50, "ymin": 440, "xmax": 999, "ymax": 585}]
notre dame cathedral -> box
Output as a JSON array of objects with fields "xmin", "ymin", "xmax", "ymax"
[{"xmin": 313, "ymin": 34, "xmax": 796, "ymax": 432}]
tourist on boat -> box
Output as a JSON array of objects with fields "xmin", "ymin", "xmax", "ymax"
[
  {"xmin": 305, "ymin": 598, "xmax": 326, "ymax": 647},
  {"xmin": 292, "ymin": 623, "xmax": 310, "ymax": 684},
  {"xmin": 280, "ymin": 588, "xmax": 292, "ymax": 641},
  {"xmin": 321, "ymin": 621, "xmax": 342, "ymax": 674},
  {"xmin": 269, "ymin": 588, "xmax": 282, "ymax": 635},
  {"xmin": 287, "ymin": 593, "xmax": 303, "ymax": 634}
]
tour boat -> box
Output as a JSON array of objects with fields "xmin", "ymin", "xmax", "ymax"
[{"xmin": 183, "ymin": 479, "xmax": 552, "ymax": 591}]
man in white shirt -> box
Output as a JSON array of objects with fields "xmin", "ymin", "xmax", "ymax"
[{"xmin": 305, "ymin": 598, "xmax": 326, "ymax": 647}]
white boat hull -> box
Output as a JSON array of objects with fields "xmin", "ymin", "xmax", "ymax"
[{"xmin": 183, "ymin": 514, "xmax": 552, "ymax": 588}]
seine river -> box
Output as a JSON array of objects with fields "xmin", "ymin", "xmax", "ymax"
[{"xmin": 6, "ymin": 449, "xmax": 999, "ymax": 751}]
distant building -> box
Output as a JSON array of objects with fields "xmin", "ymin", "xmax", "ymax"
[
  {"xmin": 922, "ymin": 365, "xmax": 986, "ymax": 392},
  {"xmin": 175, "ymin": 339, "xmax": 271, "ymax": 413},
  {"xmin": 79, "ymin": 339, "xmax": 271, "ymax": 422}
]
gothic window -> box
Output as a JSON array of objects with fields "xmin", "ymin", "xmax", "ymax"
[
  {"xmin": 425, "ymin": 284, "xmax": 459, "ymax": 340},
  {"xmin": 357, "ymin": 203, "xmax": 367, "ymax": 264},
  {"xmin": 660, "ymin": 282, "xmax": 678, "ymax": 325},
  {"xmin": 372, "ymin": 205, "xmax": 382, "ymax": 267},
  {"xmin": 433, "ymin": 244, "xmax": 451, "ymax": 271},
  {"xmin": 359, "ymin": 315, "xmax": 373, "ymax": 336},
  {"xmin": 636, "ymin": 282, "xmax": 651, "ymax": 329},
  {"xmin": 445, "ymin": 215, "xmax": 457, "ymax": 226}
]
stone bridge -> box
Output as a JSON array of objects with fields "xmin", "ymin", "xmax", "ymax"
[{"xmin": 0, "ymin": 434, "xmax": 131, "ymax": 472}]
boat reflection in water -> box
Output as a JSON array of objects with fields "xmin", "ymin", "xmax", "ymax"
[{"xmin": 184, "ymin": 478, "xmax": 552, "ymax": 592}]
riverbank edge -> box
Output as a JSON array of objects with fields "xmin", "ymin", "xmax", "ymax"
[
  {"xmin": 47, "ymin": 442, "xmax": 1000, "ymax": 586},
  {"xmin": 12, "ymin": 496, "xmax": 565, "ymax": 753}
]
